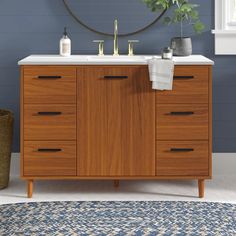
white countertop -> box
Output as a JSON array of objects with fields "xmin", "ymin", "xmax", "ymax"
[{"xmin": 18, "ymin": 55, "xmax": 214, "ymax": 65}]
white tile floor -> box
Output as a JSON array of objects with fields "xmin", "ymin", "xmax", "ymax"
[{"xmin": 1, "ymin": 154, "xmax": 236, "ymax": 205}]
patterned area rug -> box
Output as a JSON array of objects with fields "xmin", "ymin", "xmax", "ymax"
[{"xmin": 0, "ymin": 201, "xmax": 235, "ymax": 235}]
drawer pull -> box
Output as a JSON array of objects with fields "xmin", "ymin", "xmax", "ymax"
[
  {"xmin": 170, "ymin": 148, "xmax": 194, "ymax": 152},
  {"xmin": 169, "ymin": 111, "xmax": 194, "ymax": 116},
  {"xmin": 174, "ymin": 76, "xmax": 194, "ymax": 80},
  {"xmin": 37, "ymin": 112, "xmax": 62, "ymax": 116},
  {"xmin": 104, "ymin": 76, "xmax": 128, "ymax": 79},
  {"xmin": 37, "ymin": 148, "xmax": 62, "ymax": 152},
  {"xmin": 37, "ymin": 76, "xmax": 62, "ymax": 79}
]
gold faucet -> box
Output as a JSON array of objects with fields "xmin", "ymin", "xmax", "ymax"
[
  {"xmin": 128, "ymin": 40, "xmax": 139, "ymax": 56},
  {"xmin": 93, "ymin": 40, "xmax": 104, "ymax": 56},
  {"xmin": 113, "ymin": 19, "xmax": 119, "ymax": 56}
]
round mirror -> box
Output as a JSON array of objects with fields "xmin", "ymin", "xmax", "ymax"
[{"xmin": 63, "ymin": 0, "xmax": 166, "ymax": 36}]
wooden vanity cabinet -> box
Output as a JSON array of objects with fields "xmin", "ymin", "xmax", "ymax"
[{"xmin": 20, "ymin": 64, "xmax": 212, "ymax": 198}]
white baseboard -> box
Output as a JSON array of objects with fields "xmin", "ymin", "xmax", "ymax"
[
  {"xmin": 12, "ymin": 153, "xmax": 20, "ymax": 158},
  {"xmin": 213, "ymin": 153, "xmax": 236, "ymax": 175},
  {"xmin": 11, "ymin": 153, "xmax": 236, "ymax": 176}
]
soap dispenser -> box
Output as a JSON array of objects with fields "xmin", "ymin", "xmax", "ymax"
[{"xmin": 60, "ymin": 27, "xmax": 71, "ymax": 57}]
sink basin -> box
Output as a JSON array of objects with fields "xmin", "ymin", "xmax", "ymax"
[{"xmin": 87, "ymin": 55, "xmax": 147, "ymax": 63}]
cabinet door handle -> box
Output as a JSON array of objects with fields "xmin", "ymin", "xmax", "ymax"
[
  {"xmin": 37, "ymin": 148, "xmax": 62, "ymax": 152},
  {"xmin": 174, "ymin": 76, "xmax": 194, "ymax": 80},
  {"xmin": 37, "ymin": 112, "xmax": 62, "ymax": 116},
  {"xmin": 169, "ymin": 111, "xmax": 194, "ymax": 116},
  {"xmin": 170, "ymin": 148, "xmax": 194, "ymax": 152},
  {"xmin": 37, "ymin": 76, "xmax": 62, "ymax": 79},
  {"xmin": 104, "ymin": 76, "xmax": 128, "ymax": 79}
]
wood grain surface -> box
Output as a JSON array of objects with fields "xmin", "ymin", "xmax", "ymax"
[
  {"xmin": 156, "ymin": 141, "xmax": 209, "ymax": 176},
  {"xmin": 77, "ymin": 66, "xmax": 155, "ymax": 176},
  {"xmin": 24, "ymin": 66, "xmax": 76, "ymax": 104},
  {"xmin": 156, "ymin": 66, "xmax": 209, "ymax": 103},
  {"xmin": 24, "ymin": 104, "xmax": 76, "ymax": 140},
  {"xmin": 24, "ymin": 141, "xmax": 76, "ymax": 176},
  {"xmin": 156, "ymin": 104, "xmax": 209, "ymax": 140}
]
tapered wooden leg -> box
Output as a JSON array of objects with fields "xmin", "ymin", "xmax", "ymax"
[
  {"xmin": 114, "ymin": 180, "xmax": 120, "ymax": 188},
  {"xmin": 198, "ymin": 179, "xmax": 205, "ymax": 198},
  {"xmin": 27, "ymin": 180, "xmax": 34, "ymax": 198}
]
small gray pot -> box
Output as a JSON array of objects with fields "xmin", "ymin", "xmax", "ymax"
[{"xmin": 171, "ymin": 37, "xmax": 192, "ymax": 56}]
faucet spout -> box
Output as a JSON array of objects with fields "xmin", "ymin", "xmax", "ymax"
[{"xmin": 113, "ymin": 19, "xmax": 119, "ymax": 56}]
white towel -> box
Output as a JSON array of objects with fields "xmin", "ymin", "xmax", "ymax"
[{"xmin": 148, "ymin": 58, "xmax": 174, "ymax": 90}]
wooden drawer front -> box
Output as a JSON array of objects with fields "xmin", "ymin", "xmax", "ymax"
[
  {"xmin": 24, "ymin": 141, "xmax": 76, "ymax": 176},
  {"xmin": 157, "ymin": 104, "xmax": 208, "ymax": 140},
  {"xmin": 156, "ymin": 66, "xmax": 209, "ymax": 103},
  {"xmin": 23, "ymin": 66, "xmax": 76, "ymax": 104},
  {"xmin": 156, "ymin": 141, "xmax": 209, "ymax": 176},
  {"xmin": 24, "ymin": 104, "xmax": 76, "ymax": 140}
]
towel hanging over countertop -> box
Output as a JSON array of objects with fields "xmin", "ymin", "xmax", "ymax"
[{"xmin": 148, "ymin": 58, "xmax": 174, "ymax": 90}]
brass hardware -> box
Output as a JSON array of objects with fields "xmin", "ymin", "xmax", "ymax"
[
  {"xmin": 93, "ymin": 40, "xmax": 104, "ymax": 56},
  {"xmin": 113, "ymin": 19, "xmax": 119, "ymax": 56},
  {"xmin": 128, "ymin": 40, "xmax": 139, "ymax": 56}
]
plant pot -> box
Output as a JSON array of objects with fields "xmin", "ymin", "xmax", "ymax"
[
  {"xmin": 171, "ymin": 37, "xmax": 192, "ymax": 56},
  {"xmin": 0, "ymin": 109, "xmax": 14, "ymax": 189}
]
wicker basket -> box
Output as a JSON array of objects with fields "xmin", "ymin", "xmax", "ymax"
[{"xmin": 0, "ymin": 109, "xmax": 14, "ymax": 189}]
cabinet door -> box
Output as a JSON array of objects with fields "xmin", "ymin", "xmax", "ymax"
[{"xmin": 77, "ymin": 66, "xmax": 155, "ymax": 176}]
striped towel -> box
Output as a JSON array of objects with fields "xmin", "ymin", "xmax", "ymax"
[{"xmin": 148, "ymin": 58, "xmax": 174, "ymax": 90}]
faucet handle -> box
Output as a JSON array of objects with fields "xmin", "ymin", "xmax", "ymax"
[
  {"xmin": 128, "ymin": 40, "xmax": 139, "ymax": 56},
  {"xmin": 93, "ymin": 40, "xmax": 104, "ymax": 56}
]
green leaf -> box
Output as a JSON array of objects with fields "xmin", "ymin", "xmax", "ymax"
[
  {"xmin": 143, "ymin": 0, "xmax": 205, "ymax": 35},
  {"xmin": 194, "ymin": 21, "xmax": 205, "ymax": 33},
  {"xmin": 180, "ymin": 4, "xmax": 192, "ymax": 12},
  {"xmin": 190, "ymin": 10, "xmax": 199, "ymax": 20}
]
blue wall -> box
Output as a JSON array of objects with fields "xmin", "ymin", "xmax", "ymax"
[{"xmin": 0, "ymin": 0, "xmax": 234, "ymax": 152}]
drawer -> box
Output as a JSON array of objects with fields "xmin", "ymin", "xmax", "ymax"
[
  {"xmin": 24, "ymin": 141, "xmax": 76, "ymax": 176},
  {"xmin": 23, "ymin": 66, "xmax": 76, "ymax": 104},
  {"xmin": 156, "ymin": 104, "xmax": 208, "ymax": 140},
  {"xmin": 24, "ymin": 104, "xmax": 76, "ymax": 140},
  {"xmin": 156, "ymin": 141, "xmax": 209, "ymax": 176},
  {"xmin": 156, "ymin": 66, "xmax": 209, "ymax": 103}
]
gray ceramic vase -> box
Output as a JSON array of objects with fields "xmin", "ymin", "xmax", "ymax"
[{"xmin": 171, "ymin": 37, "xmax": 192, "ymax": 56}]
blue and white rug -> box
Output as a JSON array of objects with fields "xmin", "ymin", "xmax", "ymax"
[{"xmin": 0, "ymin": 201, "xmax": 235, "ymax": 235}]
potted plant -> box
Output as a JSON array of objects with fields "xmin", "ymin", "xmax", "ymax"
[{"xmin": 144, "ymin": 0, "xmax": 205, "ymax": 56}]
